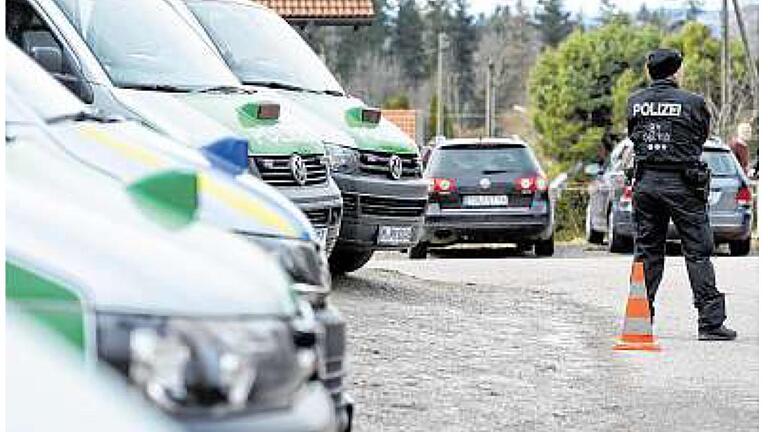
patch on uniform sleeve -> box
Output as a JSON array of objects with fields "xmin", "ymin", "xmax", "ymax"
[{"xmin": 632, "ymin": 102, "xmax": 682, "ymax": 117}]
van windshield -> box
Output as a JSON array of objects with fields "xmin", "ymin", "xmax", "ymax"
[
  {"xmin": 428, "ymin": 145, "xmax": 540, "ymax": 177},
  {"xmin": 53, "ymin": 0, "xmax": 240, "ymax": 89},
  {"xmin": 188, "ymin": 1, "xmax": 344, "ymax": 95}
]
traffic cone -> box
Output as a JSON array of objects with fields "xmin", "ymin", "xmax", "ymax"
[{"xmin": 613, "ymin": 261, "xmax": 661, "ymax": 351}]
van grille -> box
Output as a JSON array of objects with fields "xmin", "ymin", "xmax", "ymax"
[
  {"xmin": 359, "ymin": 194, "xmax": 426, "ymax": 218},
  {"xmin": 251, "ymin": 154, "xmax": 328, "ymax": 186},
  {"xmin": 358, "ymin": 150, "xmax": 421, "ymax": 178}
]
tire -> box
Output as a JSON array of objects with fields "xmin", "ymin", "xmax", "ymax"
[
  {"xmin": 729, "ymin": 239, "xmax": 751, "ymax": 256},
  {"xmin": 329, "ymin": 247, "xmax": 375, "ymax": 275},
  {"xmin": 585, "ymin": 205, "xmax": 604, "ymax": 244},
  {"xmin": 534, "ymin": 236, "xmax": 555, "ymax": 257},
  {"xmin": 607, "ymin": 209, "xmax": 632, "ymax": 253},
  {"xmin": 408, "ymin": 242, "xmax": 429, "ymax": 259}
]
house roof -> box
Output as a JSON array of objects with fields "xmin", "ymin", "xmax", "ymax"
[{"xmin": 256, "ymin": 0, "xmax": 374, "ymax": 25}]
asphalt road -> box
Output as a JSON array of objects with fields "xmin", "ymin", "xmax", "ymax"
[{"xmin": 331, "ymin": 245, "xmax": 758, "ymax": 431}]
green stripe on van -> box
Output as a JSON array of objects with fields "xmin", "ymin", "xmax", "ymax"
[{"xmin": 6, "ymin": 262, "xmax": 85, "ymax": 350}]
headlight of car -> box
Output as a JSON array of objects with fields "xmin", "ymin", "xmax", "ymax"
[
  {"xmin": 239, "ymin": 234, "xmax": 331, "ymax": 307},
  {"xmin": 96, "ymin": 313, "xmax": 314, "ymax": 415},
  {"xmin": 324, "ymin": 142, "xmax": 358, "ymax": 174}
]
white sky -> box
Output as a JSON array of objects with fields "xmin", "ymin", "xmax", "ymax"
[{"xmin": 468, "ymin": 0, "xmax": 733, "ymax": 17}]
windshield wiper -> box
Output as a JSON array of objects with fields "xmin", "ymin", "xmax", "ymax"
[
  {"xmin": 192, "ymin": 85, "xmax": 256, "ymax": 94},
  {"xmin": 47, "ymin": 110, "xmax": 121, "ymax": 125},
  {"xmin": 482, "ymin": 169, "xmax": 512, "ymax": 175},
  {"xmin": 242, "ymin": 80, "xmax": 305, "ymax": 92},
  {"xmin": 321, "ymin": 89, "xmax": 344, "ymax": 97},
  {"xmin": 118, "ymin": 83, "xmax": 192, "ymax": 93}
]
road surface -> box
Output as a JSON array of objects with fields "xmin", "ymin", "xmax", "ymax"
[{"xmin": 331, "ymin": 246, "xmax": 758, "ymax": 431}]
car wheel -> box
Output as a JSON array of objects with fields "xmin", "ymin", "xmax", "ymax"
[
  {"xmin": 534, "ymin": 236, "xmax": 555, "ymax": 257},
  {"xmin": 408, "ymin": 241, "xmax": 429, "ymax": 259},
  {"xmin": 585, "ymin": 204, "xmax": 604, "ymax": 244},
  {"xmin": 607, "ymin": 210, "xmax": 632, "ymax": 253},
  {"xmin": 729, "ymin": 239, "xmax": 751, "ymax": 256},
  {"xmin": 329, "ymin": 247, "xmax": 375, "ymax": 275}
]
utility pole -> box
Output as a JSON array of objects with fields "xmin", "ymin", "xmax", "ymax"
[
  {"xmin": 731, "ymin": 0, "xmax": 758, "ymax": 112},
  {"xmin": 436, "ymin": 32, "xmax": 447, "ymax": 137},
  {"xmin": 485, "ymin": 59, "xmax": 495, "ymax": 137},
  {"xmin": 720, "ymin": 0, "xmax": 730, "ymax": 133}
]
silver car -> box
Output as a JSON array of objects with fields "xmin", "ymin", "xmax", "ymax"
[{"xmin": 585, "ymin": 138, "xmax": 754, "ymax": 255}]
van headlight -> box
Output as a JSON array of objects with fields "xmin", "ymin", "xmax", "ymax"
[
  {"xmin": 95, "ymin": 313, "xmax": 313, "ymax": 414},
  {"xmin": 239, "ymin": 234, "xmax": 331, "ymax": 307},
  {"xmin": 324, "ymin": 143, "xmax": 358, "ymax": 173}
]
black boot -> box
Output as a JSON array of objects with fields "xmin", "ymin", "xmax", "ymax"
[{"xmin": 698, "ymin": 325, "xmax": 738, "ymax": 341}]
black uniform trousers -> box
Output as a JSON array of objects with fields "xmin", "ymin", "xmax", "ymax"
[{"xmin": 633, "ymin": 169, "xmax": 726, "ymax": 330}]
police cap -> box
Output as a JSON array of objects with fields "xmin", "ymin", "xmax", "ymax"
[{"xmin": 646, "ymin": 49, "xmax": 683, "ymax": 80}]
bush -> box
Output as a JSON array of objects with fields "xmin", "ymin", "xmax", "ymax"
[{"xmin": 553, "ymin": 187, "xmax": 590, "ymax": 242}]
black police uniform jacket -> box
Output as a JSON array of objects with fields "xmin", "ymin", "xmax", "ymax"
[{"xmin": 627, "ymin": 78, "xmax": 711, "ymax": 164}]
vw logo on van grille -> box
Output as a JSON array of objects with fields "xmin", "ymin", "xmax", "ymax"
[
  {"xmin": 388, "ymin": 155, "xmax": 403, "ymax": 180},
  {"xmin": 290, "ymin": 154, "xmax": 308, "ymax": 185}
]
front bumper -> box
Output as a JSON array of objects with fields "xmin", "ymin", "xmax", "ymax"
[
  {"xmin": 277, "ymin": 181, "xmax": 343, "ymax": 252},
  {"xmin": 332, "ymin": 173, "xmax": 428, "ymax": 251},
  {"xmin": 179, "ymin": 382, "xmax": 336, "ymax": 432},
  {"xmin": 667, "ymin": 210, "xmax": 752, "ymax": 242},
  {"xmin": 314, "ymin": 304, "xmax": 353, "ymax": 432},
  {"xmin": 422, "ymin": 205, "xmax": 554, "ymax": 245}
]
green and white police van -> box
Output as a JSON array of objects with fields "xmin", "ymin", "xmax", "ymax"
[
  {"xmin": 6, "ymin": 155, "xmax": 337, "ymax": 431},
  {"xmin": 8, "ymin": 309, "xmax": 183, "ymax": 432},
  {"xmin": 175, "ymin": 0, "xmax": 430, "ymax": 274},
  {"xmin": 7, "ymin": 40, "xmax": 354, "ymax": 432},
  {"xmin": 7, "ymin": 0, "xmax": 343, "ymax": 251}
]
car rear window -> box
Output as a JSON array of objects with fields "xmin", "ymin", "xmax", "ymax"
[
  {"xmin": 703, "ymin": 150, "xmax": 740, "ymax": 176},
  {"xmin": 427, "ymin": 145, "xmax": 539, "ymax": 177}
]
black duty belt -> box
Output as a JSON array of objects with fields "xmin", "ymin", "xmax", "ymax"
[{"xmin": 638, "ymin": 162, "xmax": 689, "ymax": 172}]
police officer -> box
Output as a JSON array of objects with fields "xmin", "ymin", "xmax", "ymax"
[{"xmin": 627, "ymin": 48, "xmax": 737, "ymax": 341}]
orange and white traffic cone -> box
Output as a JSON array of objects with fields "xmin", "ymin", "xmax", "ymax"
[{"xmin": 613, "ymin": 261, "xmax": 661, "ymax": 351}]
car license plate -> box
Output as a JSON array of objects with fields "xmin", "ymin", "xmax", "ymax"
[
  {"xmin": 314, "ymin": 227, "xmax": 328, "ymax": 244},
  {"xmin": 463, "ymin": 195, "xmax": 508, "ymax": 207},
  {"xmin": 377, "ymin": 226, "xmax": 413, "ymax": 246}
]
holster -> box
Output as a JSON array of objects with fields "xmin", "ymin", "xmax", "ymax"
[{"xmin": 682, "ymin": 162, "xmax": 711, "ymax": 201}]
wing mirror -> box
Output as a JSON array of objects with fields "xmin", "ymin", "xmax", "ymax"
[{"xmin": 30, "ymin": 45, "xmax": 64, "ymax": 74}]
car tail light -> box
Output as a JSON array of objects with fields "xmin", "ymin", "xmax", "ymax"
[
  {"xmin": 619, "ymin": 185, "xmax": 633, "ymax": 204},
  {"xmin": 736, "ymin": 186, "xmax": 752, "ymax": 206},
  {"xmin": 429, "ymin": 177, "xmax": 457, "ymax": 194},
  {"xmin": 515, "ymin": 176, "xmax": 548, "ymax": 192}
]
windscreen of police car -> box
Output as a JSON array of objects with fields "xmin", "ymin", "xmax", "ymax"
[
  {"xmin": 52, "ymin": 0, "xmax": 240, "ymax": 89},
  {"xmin": 187, "ymin": 0, "xmax": 344, "ymax": 95}
]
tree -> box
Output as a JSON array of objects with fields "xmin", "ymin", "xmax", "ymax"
[
  {"xmin": 636, "ymin": 3, "xmax": 653, "ymax": 25},
  {"xmin": 332, "ymin": 0, "xmax": 393, "ymax": 82},
  {"xmin": 533, "ymin": 0, "xmax": 573, "ymax": 48},
  {"xmin": 685, "ymin": 0, "xmax": 704, "ymax": 21},
  {"xmin": 662, "ymin": 22, "xmax": 754, "ymax": 137},
  {"xmin": 392, "ymin": 0, "xmax": 428, "ymax": 86},
  {"xmin": 428, "ymin": 94, "xmax": 455, "ymax": 138},
  {"xmin": 528, "ymin": 22, "xmax": 661, "ymax": 171},
  {"xmin": 449, "ymin": 0, "xmax": 478, "ymax": 114}
]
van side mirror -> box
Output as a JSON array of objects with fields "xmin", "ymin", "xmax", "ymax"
[{"xmin": 30, "ymin": 46, "xmax": 64, "ymax": 74}]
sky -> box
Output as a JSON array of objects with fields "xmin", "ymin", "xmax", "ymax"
[{"xmin": 467, "ymin": 0, "xmax": 741, "ymax": 17}]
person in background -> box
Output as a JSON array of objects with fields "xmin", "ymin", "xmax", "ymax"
[{"xmin": 729, "ymin": 122, "xmax": 752, "ymax": 172}]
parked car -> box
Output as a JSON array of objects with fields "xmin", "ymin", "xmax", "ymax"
[
  {"xmin": 6, "ymin": 165, "xmax": 336, "ymax": 431},
  {"xmin": 8, "ymin": 309, "xmax": 183, "ymax": 432},
  {"xmin": 585, "ymin": 138, "xmax": 754, "ymax": 255},
  {"xmin": 7, "ymin": 0, "xmax": 343, "ymax": 251},
  {"xmin": 173, "ymin": 0, "xmax": 429, "ymax": 274},
  {"xmin": 7, "ymin": 40, "xmax": 353, "ymax": 431},
  {"xmin": 409, "ymin": 137, "xmax": 555, "ymax": 258}
]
